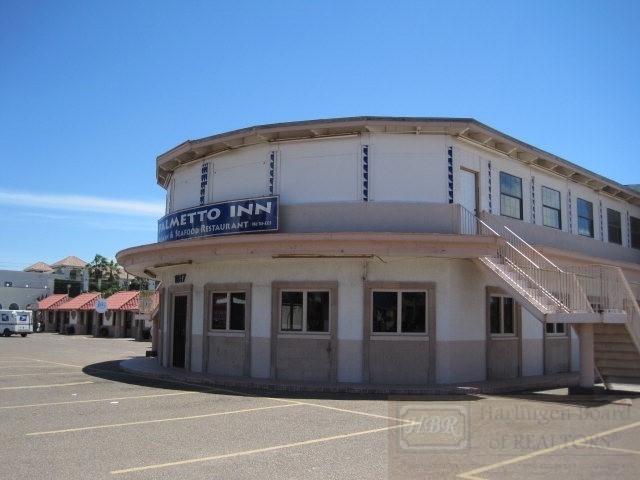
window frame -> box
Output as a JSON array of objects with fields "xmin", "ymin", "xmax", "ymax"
[
  {"xmin": 204, "ymin": 283, "xmax": 251, "ymax": 334},
  {"xmin": 577, "ymin": 198, "xmax": 594, "ymax": 238},
  {"xmin": 541, "ymin": 186, "xmax": 562, "ymax": 229},
  {"xmin": 489, "ymin": 294, "xmax": 516, "ymax": 337},
  {"xmin": 272, "ymin": 281, "xmax": 337, "ymax": 337},
  {"xmin": 606, "ymin": 208, "xmax": 622, "ymax": 245},
  {"xmin": 365, "ymin": 282, "xmax": 435, "ymax": 339},
  {"xmin": 279, "ymin": 289, "xmax": 330, "ymax": 333},
  {"xmin": 545, "ymin": 322, "xmax": 567, "ymax": 336},
  {"xmin": 631, "ymin": 216, "xmax": 640, "ymax": 250},
  {"xmin": 499, "ymin": 171, "xmax": 523, "ymax": 220},
  {"xmin": 371, "ymin": 290, "xmax": 428, "ymax": 335}
]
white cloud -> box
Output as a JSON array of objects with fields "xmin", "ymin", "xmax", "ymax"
[{"xmin": 0, "ymin": 190, "xmax": 164, "ymax": 217}]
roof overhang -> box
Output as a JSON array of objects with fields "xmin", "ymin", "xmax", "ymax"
[
  {"xmin": 156, "ymin": 116, "xmax": 640, "ymax": 206},
  {"xmin": 117, "ymin": 232, "xmax": 503, "ymax": 279}
]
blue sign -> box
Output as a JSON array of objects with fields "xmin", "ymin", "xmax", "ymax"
[{"xmin": 158, "ymin": 196, "xmax": 279, "ymax": 242}]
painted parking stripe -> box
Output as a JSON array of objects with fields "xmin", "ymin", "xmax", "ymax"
[
  {"xmin": 0, "ymin": 391, "xmax": 199, "ymax": 410},
  {"xmin": 111, "ymin": 424, "xmax": 405, "ymax": 475},
  {"xmin": 27, "ymin": 403, "xmax": 300, "ymax": 436},
  {"xmin": 0, "ymin": 381, "xmax": 93, "ymax": 391},
  {"xmin": 457, "ymin": 420, "xmax": 640, "ymax": 480}
]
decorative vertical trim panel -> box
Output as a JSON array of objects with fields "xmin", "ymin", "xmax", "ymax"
[
  {"xmin": 567, "ymin": 189, "xmax": 572, "ymax": 234},
  {"xmin": 269, "ymin": 151, "xmax": 278, "ymax": 195},
  {"xmin": 447, "ymin": 147, "xmax": 454, "ymax": 204},
  {"xmin": 627, "ymin": 211, "xmax": 631, "ymax": 247},
  {"xmin": 199, "ymin": 161, "xmax": 209, "ymax": 205},
  {"xmin": 530, "ymin": 176, "xmax": 536, "ymax": 224},
  {"xmin": 599, "ymin": 200, "xmax": 604, "ymax": 241},
  {"xmin": 487, "ymin": 160, "xmax": 493, "ymax": 214},
  {"xmin": 362, "ymin": 145, "xmax": 369, "ymax": 202}
]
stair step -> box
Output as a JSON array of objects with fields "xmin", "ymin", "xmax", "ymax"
[
  {"xmin": 595, "ymin": 351, "xmax": 640, "ymax": 362},
  {"xmin": 594, "ymin": 334, "xmax": 634, "ymax": 343},
  {"xmin": 593, "ymin": 343, "xmax": 638, "ymax": 355},
  {"xmin": 596, "ymin": 358, "xmax": 640, "ymax": 368},
  {"xmin": 604, "ymin": 376, "xmax": 640, "ymax": 385}
]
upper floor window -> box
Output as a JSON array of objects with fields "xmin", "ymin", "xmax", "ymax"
[
  {"xmin": 607, "ymin": 208, "xmax": 622, "ymax": 245},
  {"xmin": 542, "ymin": 186, "xmax": 561, "ymax": 229},
  {"xmin": 372, "ymin": 290, "xmax": 427, "ymax": 334},
  {"xmin": 631, "ymin": 216, "xmax": 640, "ymax": 250},
  {"xmin": 210, "ymin": 292, "xmax": 246, "ymax": 330},
  {"xmin": 280, "ymin": 290, "xmax": 329, "ymax": 332},
  {"xmin": 577, "ymin": 198, "xmax": 594, "ymax": 237},
  {"xmin": 500, "ymin": 172, "xmax": 523, "ymax": 220}
]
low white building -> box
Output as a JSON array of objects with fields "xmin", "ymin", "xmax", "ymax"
[{"xmin": 117, "ymin": 117, "xmax": 640, "ymax": 390}]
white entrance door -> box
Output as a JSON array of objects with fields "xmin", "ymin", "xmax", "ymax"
[{"xmin": 459, "ymin": 168, "xmax": 478, "ymax": 233}]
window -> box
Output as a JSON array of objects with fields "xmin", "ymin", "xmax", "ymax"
[
  {"xmin": 500, "ymin": 172, "xmax": 523, "ymax": 220},
  {"xmin": 545, "ymin": 322, "xmax": 566, "ymax": 335},
  {"xmin": 280, "ymin": 290, "xmax": 329, "ymax": 332},
  {"xmin": 577, "ymin": 198, "xmax": 594, "ymax": 237},
  {"xmin": 542, "ymin": 187, "xmax": 561, "ymax": 229},
  {"xmin": 372, "ymin": 291, "xmax": 427, "ymax": 333},
  {"xmin": 490, "ymin": 295, "xmax": 515, "ymax": 335},
  {"xmin": 607, "ymin": 209, "xmax": 622, "ymax": 244},
  {"xmin": 631, "ymin": 216, "xmax": 640, "ymax": 250},
  {"xmin": 210, "ymin": 292, "xmax": 246, "ymax": 330}
]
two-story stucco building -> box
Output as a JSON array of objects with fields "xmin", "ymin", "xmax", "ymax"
[{"xmin": 117, "ymin": 117, "xmax": 640, "ymax": 391}]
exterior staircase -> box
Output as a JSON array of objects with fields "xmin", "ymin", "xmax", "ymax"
[{"xmin": 466, "ymin": 208, "xmax": 640, "ymax": 389}]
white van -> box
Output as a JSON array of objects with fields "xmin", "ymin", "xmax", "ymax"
[{"xmin": 0, "ymin": 310, "xmax": 33, "ymax": 337}]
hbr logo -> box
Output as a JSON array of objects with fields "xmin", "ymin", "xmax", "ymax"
[{"xmin": 396, "ymin": 404, "xmax": 469, "ymax": 451}]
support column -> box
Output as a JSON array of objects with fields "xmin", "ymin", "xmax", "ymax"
[{"xmin": 577, "ymin": 323, "xmax": 595, "ymax": 393}]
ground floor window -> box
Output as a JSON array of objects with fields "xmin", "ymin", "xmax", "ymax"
[
  {"xmin": 278, "ymin": 287, "xmax": 332, "ymax": 333},
  {"xmin": 372, "ymin": 291, "xmax": 427, "ymax": 333},
  {"xmin": 211, "ymin": 292, "xmax": 246, "ymax": 330},
  {"xmin": 490, "ymin": 295, "xmax": 515, "ymax": 335},
  {"xmin": 205, "ymin": 283, "xmax": 250, "ymax": 332},
  {"xmin": 545, "ymin": 322, "xmax": 567, "ymax": 335},
  {"xmin": 365, "ymin": 282, "xmax": 435, "ymax": 337}
]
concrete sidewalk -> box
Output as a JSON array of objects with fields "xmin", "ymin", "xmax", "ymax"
[{"xmin": 121, "ymin": 356, "xmax": 582, "ymax": 395}]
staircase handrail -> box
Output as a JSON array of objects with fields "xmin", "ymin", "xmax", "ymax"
[{"xmin": 502, "ymin": 226, "xmax": 563, "ymax": 272}]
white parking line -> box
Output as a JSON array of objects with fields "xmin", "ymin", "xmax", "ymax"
[
  {"xmin": 27, "ymin": 403, "xmax": 300, "ymax": 436},
  {"xmin": 0, "ymin": 381, "xmax": 94, "ymax": 391},
  {"xmin": 457, "ymin": 420, "xmax": 640, "ymax": 479},
  {"xmin": 110, "ymin": 424, "xmax": 405, "ymax": 475}
]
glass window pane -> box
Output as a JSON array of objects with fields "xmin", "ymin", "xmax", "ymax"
[
  {"xmin": 577, "ymin": 198, "xmax": 592, "ymax": 218},
  {"xmin": 503, "ymin": 297, "xmax": 514, "ymax": 334},
  {"xmin": 500, "ymin": 172, "xmax": 522, "ymax": 197},
  {"xmin": 401, "ymin": 292, "xmax": 426, "ymax": 332},
  {"xmin": 607, "ymin": 209, "xmax": 622, "ymax": 244},
  {"xmin": 229, "ymin": 292, "xmax": 245, "ymax": 330},
  {"xmin": 373, "ymin": 291, "xmax": 397, "ymax": 332},
  {"xmin": 545, "ymin": 322, "xmax": 555, "ymax": 334},
  {"xmin": 542, "ymin": 187, "xmax": 560, "ymax": 209},
  {"xmin": 281, "ymin": 291, "xmax": 303, "ymax": 331},
  {"xmin": 501, "ymin": 195, "xmax": 522, "ymax": 219},
  {"xmin": 631, "ymin": 216, "xmax": 640, "ymax": 249},
  {"xmin": 211, "ymin": 293, "xmax": 227, "ymax": 329},
  {"xmin": 490, "ymin": 296, "xmax": 501, "ymax": 334},
  {"xmin": 307, "ymin": 291, "xmax": 329, "ymax": 332},
  {"xmin": 543, "ymin": 207, "xmax": 560, "ymax": 229},
  {"xmin": 556, "ymin": 323, "xmax": 565, "ymax": 334}
]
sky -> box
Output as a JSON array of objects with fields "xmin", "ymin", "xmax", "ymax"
[{"xmin": 1, "ymin": 0, "xmax": 639, "ymax": 271}]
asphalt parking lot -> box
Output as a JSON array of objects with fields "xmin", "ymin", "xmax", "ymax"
[{"xmin": 1, "ymin": 333, "xmax": 639, "ymax": 479}]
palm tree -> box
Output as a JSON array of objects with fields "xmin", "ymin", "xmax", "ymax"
[{"xmin": 89, "ymin": 254, "xmax": 121, "ymax": 293}]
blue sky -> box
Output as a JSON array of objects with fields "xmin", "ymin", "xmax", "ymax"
[{"xmin": 1, "ymin": 0, "xmax": 639, "ymax": 271}]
